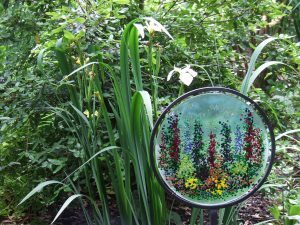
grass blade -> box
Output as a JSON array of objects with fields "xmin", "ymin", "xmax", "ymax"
[
  {"xmin": 120, "ymin": 19, "xmax": 139, "ymax": 112},
  {"xmin": 55, "ymin": 38, "xmax": 72, "ymax": 75},
  {"xmin": 253, "ymin": 219, "xmax": 277, "ymax": 225},
  {"xmin": 69, "ymin": 103, "xmax": 91, "ymax": 129},
  {"xmin": 61, "ymin": 62, "xmax": 99, "ymax": 81},
  {"xmin": 241, "ymin": 37, "xmax": 278, "ymax": 94},
  {"xmin": 51, "ymin": 194, "xmax": 83, "ymax": 224},
  {"xmin": 137, "ymin": 90, "xmax": 153, "ymax": 128},
  {"xmin": 275, "ymin": 129, "xmax": 300, "ymax": 141},
  {"xmin": 63, "ymin": 146, "xmax": 121, "ymax": 181},
  {"xmin": 190, "ymin": 64, "xmax": 214, "ymax": 86},
  {"xmin": 37, "ymin": 48, "xmax": 46, "ymax": 73},
  {"xmin": 129, "ymin": 26, "xmax": 143, "ymax": 91},
  {"xmin": 189, "ymin": 208, "xmax": 200, "ymax": 225},
  {"xmin": 245, "ymin": 61, "xmax": 296, "ymax": 92},
  {"xmin": 18, "ymin": 180, "xmax": 64, "ymax": 206}
]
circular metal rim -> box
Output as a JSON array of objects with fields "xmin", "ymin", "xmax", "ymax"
[{"xmin": 150, "ymin": 87, "xmax": 276, "ymax": 209}]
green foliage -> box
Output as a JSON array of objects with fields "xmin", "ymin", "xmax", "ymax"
[
  {"xmin": 176, "ymin": 154, "xmax": 196, "ymax": 180},
  {"xmin": 267, "ymin": 188, "xmax": 300, "ymax": 225},
  {"xmin": 0, "ymin": 0, "xmax": 299, "ymax": 224}
]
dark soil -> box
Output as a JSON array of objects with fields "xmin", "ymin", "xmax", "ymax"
[
  {"xmin": 0, "ymin": 193, "xmax": 274, "ymax": 225},
  {"xmin": 239, "ymin": 193, "xmax": 275, "ymax": 225}
]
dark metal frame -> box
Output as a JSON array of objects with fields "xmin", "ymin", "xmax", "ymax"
[{"xmin": 150, "ymin": 87, "xmax": 276, "ymax": 209}]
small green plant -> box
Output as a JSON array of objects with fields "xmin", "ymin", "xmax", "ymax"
[{"xmin": 258, "ymin": 188, "xmax": 300, "ymax": 225}]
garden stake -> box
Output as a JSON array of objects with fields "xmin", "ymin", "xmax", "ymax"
[{"xmin": 209, "ymin": 209, "xmax": 218, "ymax": 225}]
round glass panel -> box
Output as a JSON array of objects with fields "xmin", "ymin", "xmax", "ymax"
[{"xmin": 150, "ymin": 88, "xmax": 275, "ymax": 208}]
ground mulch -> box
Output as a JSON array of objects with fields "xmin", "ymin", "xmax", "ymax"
[{"xmin": 0, "ymin": 192, "xmax": 275, "ymax": 225}]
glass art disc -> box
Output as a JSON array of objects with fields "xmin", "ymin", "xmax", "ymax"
[{"xmin": 150, "ymin": 88, "xmax": 275, "ymax": 208}]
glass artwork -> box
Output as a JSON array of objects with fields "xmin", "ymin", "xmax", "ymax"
[{"xmin": 151, "ymin": 88, "xmax": 274, "ymax": 208}]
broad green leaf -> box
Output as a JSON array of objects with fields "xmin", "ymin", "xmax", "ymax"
[
  {"xmin": 270, "ymin": 205, "xmax": 281, "ymax": 219},
  {"xmin": 74, "ymin": 17, "xmax": 86, "ymax": 23},
  {"xmin": 75, "ymin": 30, "xmax": 86, "ymax": 39},
  {"xmin": 289, "ymin": 205, "xmax": 300, "ymax": 216},
  {"xmin": 113, "ymin": 0, "xmax": 130, "ymax": 4},
  {"xmin": 64, "ymin": 30, "xmax": 75, "ymax": 40},
  {"xmin": 51, "ymin": 27, "xmax": 63, "ymax": 34}
]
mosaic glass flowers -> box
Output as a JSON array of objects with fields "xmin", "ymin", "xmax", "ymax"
[
  {"xmin": 157, "ymin": 108, "xmax": 265, "ymax": 201},
  {"xmin": 185, "ymin": 178, "xmax": 198, "ymax": 190}
]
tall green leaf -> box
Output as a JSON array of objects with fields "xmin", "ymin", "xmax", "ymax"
[
  {"xmin": 18, "ymin": 181, "xmax": 64, "ymax": 206},
  {"xmin": 51, "ymin": 194, "xmax": 83, "ymax": 224}
]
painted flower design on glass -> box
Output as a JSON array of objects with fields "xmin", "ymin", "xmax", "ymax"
[{"xmin": 153, "ymin": 91, "xmax": 272, "ymax": 205}]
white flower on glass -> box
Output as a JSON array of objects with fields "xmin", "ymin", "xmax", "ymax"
[{"xmin": 167, "ymin": 65, "xmax": 197, "ymax": 86}]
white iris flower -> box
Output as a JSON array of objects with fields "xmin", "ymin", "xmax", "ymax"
[
  {"xmin": 167, "ymin": 65, "xmax": 198, "ymax": 86},
  {"xmin": 134, "ymin": 17, "xmax": 173, "ymax": 39}
]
